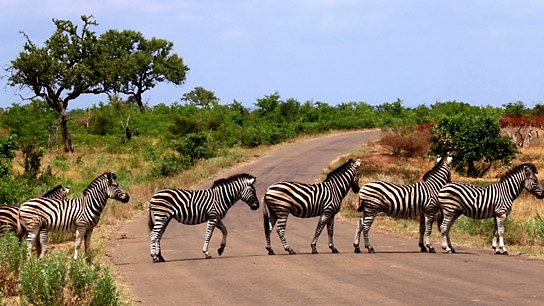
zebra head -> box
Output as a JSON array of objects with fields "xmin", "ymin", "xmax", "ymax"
[
  {"xmin": 351, "ymin": 159, "xmax": 362, "ymax": 194},
  {"xmin": 240, "ymin": 175, "xmax": 259, "ymax": 211},
  {"xmin": 104, "ymin": 172, "xmax": 130, "ymax": 203},
  {"xmin": 521, "ymin": 164, "xmax": 544, "ymax": 199}
]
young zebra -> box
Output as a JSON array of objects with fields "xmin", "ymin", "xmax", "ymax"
[
  {"xmin": 18, "ymin": 172, "xmax": 129, "ymax": 259},
  {"xmin": 439, "ymin": 163, "xmax": 544, "ymax": 255},
  {"xmin": 148, "ymin": 173, "xmax": 259, "ymax": 262},
  {"xmin": 353, "ymin": 156, "xmax": 452, "ymax": 254},
  {"xmin": 263, "ymin": 158, "xmax": 361, "ymax": 255},
  {"xmin": 0, "ymin": 185, "xmax": 70, "ymax": 235}
]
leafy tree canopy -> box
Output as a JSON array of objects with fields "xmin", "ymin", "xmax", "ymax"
[
  {"xmin": 429, "ymin": 114, "xmax": 518, "ymax": 177},
  {"xmin": 4, "ymin": 15, "xmax": 189, "ymax": 152}
]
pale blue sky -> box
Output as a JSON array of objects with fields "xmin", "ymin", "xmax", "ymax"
[{"xmin": 1, "ymin": 0, "xmax": 543, "ymax": 110}]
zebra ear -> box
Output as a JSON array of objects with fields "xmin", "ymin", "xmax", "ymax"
[
  {"xmin": 355, "ymin": 159, "xmax": 361, "ymax": 167},
  {"xmin": 247, "ymin": 177, "xmax": 255, "ymax": 185}
]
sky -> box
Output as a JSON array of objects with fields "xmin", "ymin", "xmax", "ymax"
[{"xmin": 1, "ymin": 0, "xmax": 543, "ymax": 111}]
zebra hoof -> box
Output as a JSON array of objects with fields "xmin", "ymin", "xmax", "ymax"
[
  {"xmin": 354, "ymin": 246, "xmax": 361, "ymax": 254},
  {"xmin": 367, "ymin": 248, "xmax": 375, "ymax": 254},
  {"xmin": 218, "ymin": 247, "xmax": 225, "ymax": 256},
  {"xmin": 312, "ymin": 249, "xmax": 318, "ymax": 254},
  {"xmin": 205, "ymin": 254, "xmax": 213, "ymax": 259},
  {"xmin": 447, "ymin": 249, "xmax": 456, "ymax": 254},
  {"xmin": 494, "ymin": 250, "xmax": 508, "ymax": 255},
  {"xmin": 330, "ymin": 247, "xmax": 339, "ymax": 254},
  {"xmin": 429, "ymin": 247, "xmax": 436, "ymax": 254},
  {"xmin": 288, "ymin": 249, "xmax": 296, "ymax": 255},
  {"xmin": 152, "ymin": 255, "xmax": 165, "ymax": 263},
  {"xmin": 266, "ymin": 247, "xmax": 275, "ymax": 255},
  {"xmin": 419, "ymin": 243, "xmax": 427, "ymax": 252}
]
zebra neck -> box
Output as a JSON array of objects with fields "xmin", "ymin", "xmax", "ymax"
[
  {"xmin": 213, "ymin": 187, "xmax": 241, "ymax": 207},
  {"xmin": 83, "ymin": 192, "xmax": 109, "ymax": 212},
  {"xmin": 498, "ymin": 173, "xmax": 524, "ymax": 200}
]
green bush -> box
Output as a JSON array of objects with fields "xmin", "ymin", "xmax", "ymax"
[
  {"xmin": 0, "ymin": 232, "xmax": 26, "ymax": 297},
  {"xmin": 19, "ymin": 252, "xmax": 120, "ymax": 306}
]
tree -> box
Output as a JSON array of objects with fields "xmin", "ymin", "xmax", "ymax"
[
  {"xmin": 181, "ymin": 87, "xmax": 219, "ymax": 108},
  {"xmin": 101, "ymin": 29, "xmax": 189, "ymax": 113},
  {"xmin": 429, "ymin": 114, "xmax": 518, "ymax": 177},
  {"xmin": 4, "ymin": 15, "xmax": 189, "ymax": 152}
]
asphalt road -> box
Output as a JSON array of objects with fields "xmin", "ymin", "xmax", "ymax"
[{"xmin": 110, "ymin": 130, "xmax": 544, "ymax": 306}]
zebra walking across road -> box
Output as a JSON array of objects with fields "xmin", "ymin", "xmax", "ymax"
[
  {"xmin": 148, "ymin": 173, "xmax": 259, "ymax": 262},
  {"xmin": 353, "ymin": 156, "xmax": 452, "ymax": 254},
  {"xmin": 263, "ymin": 158, "xmax": 361, "ymax": 255},
  {"xmin": 438, "ymin": 163, "xmax": 544, "ymax": 255},
  {"xmin": 0, "ymin": 184, "xmax": 70, "ymax": 235},
  {"xmin": 18, "ymin": 172, "xmax": 129, "ymax": 259}
]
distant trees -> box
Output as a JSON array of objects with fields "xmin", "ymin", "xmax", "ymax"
[{"xmin": 4, "ymin": 15, "xmax": 189, "ymax": 152}]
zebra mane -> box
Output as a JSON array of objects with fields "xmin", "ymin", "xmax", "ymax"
[
  {"xmin": 211, "ymin": 173, "xmax": 256, "ymax": 188},
  {"xmin": 325, "ymin": 158, "xmax": 355, "ymax": 181},
  {"xmin": 41, "ymin": 184, "xmax": 65, "ymax": 197},
  {"xmin": 500, "ymin": 163, "xmax": 538, "ymax": 182},
  {"xmin": 423, "ymin": 157, "xmax": 449, "ymax": 181},
  {"xmin": 83, "ymin": 172, "xmax": 116, "ymax": 195}
]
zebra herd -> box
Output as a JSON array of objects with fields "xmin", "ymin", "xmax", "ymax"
[{"xmin": 1, "ymin": 157, "xmax": 542, "ymax": 262}]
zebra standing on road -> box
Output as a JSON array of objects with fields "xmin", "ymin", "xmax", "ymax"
[
  {"xmin": 438, "ymin": 163, "xmax": 544, "ymax": 255},
  {"xmin": 263, "ymin": 158, "xmax": 361, "ymax": 255},
  {"xmin": 148, "ymin": 173, "xmax": 259, "ymax": 262},
  {"xmin": 353, "ymin": 156, "xmax": 452, "ymax": 254},
  {"xmin": 18, "ymin": 172, "xmax": 129, "ymax": 259},
  {"xmin": 0, "ymin": 185, "xmax": 70, "ymax": 235}
]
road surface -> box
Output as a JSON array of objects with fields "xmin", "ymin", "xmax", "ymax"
[{"xmin": 110, "ymin": 130, "xmax": 544, "ymax": 306}]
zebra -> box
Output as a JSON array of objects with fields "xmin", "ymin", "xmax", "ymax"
[
  {"xmin": 18, "ymin": 172, "xmax": 129, "ymax": 259},
  {"xmin": 263, "ymin": 158, "xmax": 361, "ymax": 255},
  {"xmin": 148, "ymin": 173, "xmax": 259, "ymax": 262},
  {"xmin": 438, "ymin": 163, "xmax": 544, "ymax": 255},
  {"xmin": 0, "ymin": 184, "xmax": 70, "ymax": 235},
  {"xmin": 353, "ymin": 156, "xmax": 452, "ymax": 254}
]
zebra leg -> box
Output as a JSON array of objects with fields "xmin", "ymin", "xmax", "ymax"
[
  {"xmin": 276, "ymin": 216, "xmax": 296, "ymax": 254},
  {"xmin": 440, "ymin": 213, "xmax": 459, "ymax": 254},
  {"xmin": 264, "ymin": 207, "xmax": 278, "ymax": 255},
  {"xmin": 84, "ymin": 228, "xmax": 94, "ymax": 260},
  {"xmin": 26, "ymin": 229, "xmax": 39, "ymax": 257},
  {"xmin": 150, "ymin": 218, "xmax": 170, "ymax": 263},
  {"xmin": 74, "ymin": 227, "xmax": 86, "ymax": 260},
  {"xmin": 310, "ymin": 215, "xmax": 328, "ymax": 254},
  {"xmin": 327, "ymin": 218, "xmax": 339, "ymax": 253},
  {"xmin": 37, "ymin": 229, "xmax": 49, "ymax": 259},
  {"xmin": 491, "ymin": 216, "xmax": 499, "ymax": 251},
  {"xmin": 362, "ymin": 213, "xmax": 376, "ymax": 253},
  {"xmin": 495, "ymin": 214, "xmax": 508, "ymax": 255},
  {"xmin": 216, "ymin": 220, "xmax": 228, "ymax": 256},
  {"xmin": 418, "ymin": 215, "xmax": 427, "ymax": 252},
  {"xmin": 202, "ymin": 219, "xmax": 218, "ymax": 259},
  {"xmin": 423, "ymin": 213, "xmax": 436, "ymax": 253},
  {"xmin": 353, "ymin": 217, "xmax": 364, "ymax": 253}
]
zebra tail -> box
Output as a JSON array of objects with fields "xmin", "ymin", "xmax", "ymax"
[
  {"xmin": 436, "ymin": 206, "xmax": 444, "ymax": 230},
  {"xmin": 262, "ymin": 196, "xmax": 271, "ymax": 234},
  {"xmin": 15, "ymin": 207, "xmax": 24, "ymax": 240},
  {"xmin": 148, "ymin": 208, "xmax": 154, "ymax": 232},
  {"xmin": 356, "ymin": 198, "xmax": 364, "ymax": 212}
]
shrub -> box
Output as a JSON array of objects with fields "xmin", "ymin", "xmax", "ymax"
[
  {"xmin": 0, "ymin": 232, "xmax": 26, "ymax": 297},
  {"xmin": 379, "ymin": 128, "xmax": 431, "ymax": 157}
]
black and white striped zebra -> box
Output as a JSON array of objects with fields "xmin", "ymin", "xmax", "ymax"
[
  {"xmin": 263, "ymin": 158, "xmax": 361, "ymax": 255},
  {"xmin": 0, "ymin": 184, "xmax": 70, "ymax": 235},
  {"xmin": 18, "ymin": 172, "xmax": 129, "ymax": 259},
  {"xmin": 148, "ymin": 173, "xmax": 259, "ymax": 262},
  {"xmin": 353, "ymin": 156, "xmax": 452, "ymax": 253},
  {"xmin": 438, "ymin": 163, "xmax": 544, "ymax": 255}
]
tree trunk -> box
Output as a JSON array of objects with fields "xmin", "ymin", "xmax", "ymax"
[
  {"xmin": 467, "ymin": 160, "xmax": 477, "ymax": 177},
  {"xmin": 59, "ymin": 110, "xmax": 74, "ymax": 153}
]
